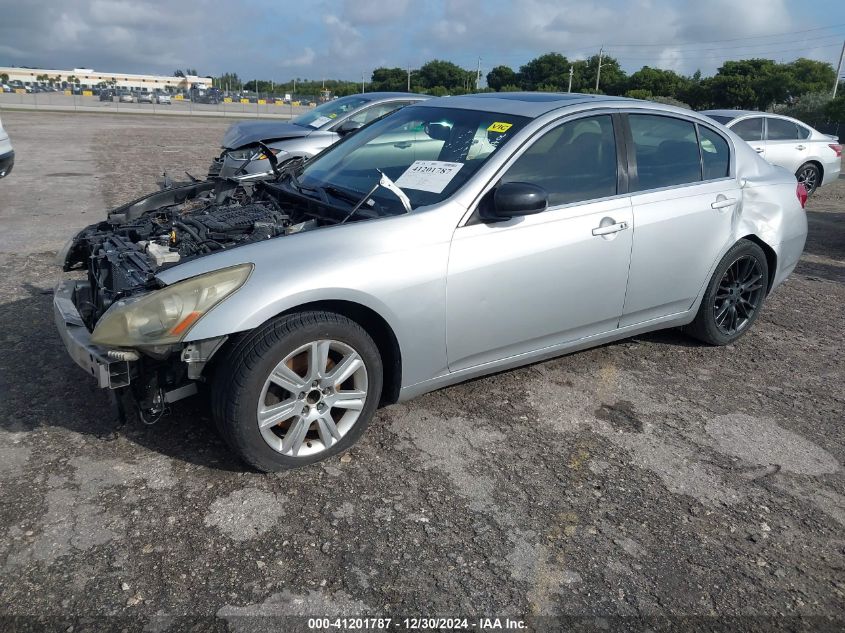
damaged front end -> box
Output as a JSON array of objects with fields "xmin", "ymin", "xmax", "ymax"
[{"xmin": 53, "ymin": 174, "xmax": 352, "ymax": 420}]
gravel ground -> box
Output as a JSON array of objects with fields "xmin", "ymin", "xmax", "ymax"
[{"xmin": 0, "ymin": 111, "xmax": 843, "ymax": 632}]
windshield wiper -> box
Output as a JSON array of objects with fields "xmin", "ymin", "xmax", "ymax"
[
  {"xmin": 377, "ymin": 171, "xmax": 412, "ymax": 214},
  {"xmin": 339, "ymin": 171, "xmax": 412, "ymax": 224}
]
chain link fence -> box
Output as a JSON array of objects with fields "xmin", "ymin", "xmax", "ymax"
[{"xmin": 0, "ymin": 90, "xmax": 321, "ymax": 119}]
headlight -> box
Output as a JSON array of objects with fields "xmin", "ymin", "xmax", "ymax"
[
  {"xmin": 90, "ymin": 264, "xmax": 252, "ymax": 347},
  {"xmin": 226, "ymin": 147, "xmax": 285, "ymax": 161}
]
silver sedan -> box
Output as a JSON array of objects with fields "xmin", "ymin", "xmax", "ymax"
[
  {"xmin": 702, "ymin": 110, "xmax": 842, "ymax": 195},
  {"xmin": 209, "ymin": 92, "xmax": 429, "ymax": 179},
  {"xmin": 55, "ymin": 94, "xmax": 808, "ymax": 471}
]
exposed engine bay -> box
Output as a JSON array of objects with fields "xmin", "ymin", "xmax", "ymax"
[{"xmin": 61, "ymin": 175, "xmax": 379, "ymax": 330}]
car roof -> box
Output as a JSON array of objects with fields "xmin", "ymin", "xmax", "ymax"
[
  {"xmin": 415, "ymin": 92, "xmax": 631, "ymax": 117},
  {"xmin": 701, "ymin": 109, "xmax": 761, "ymax": 120},
  {"xmin": 359, "ymin": 92, "xmax": 429, "ymax": 101}
]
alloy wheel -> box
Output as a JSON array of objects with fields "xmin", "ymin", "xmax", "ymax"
[
  {"xmin": 713, "ymin": 255, "xmax": 765, "ymax": 336},
  {"xmin": 256, "ymin": 339, "xmax": 368, "ymax": 457},
  {"xmin": 797, "ymin": 166, "xmax": 818, "ymax": 194}
]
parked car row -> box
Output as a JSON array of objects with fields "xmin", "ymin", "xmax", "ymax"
[
  {"xmin": 0, "ymin": 114, "xmax": 14, "ymax": 178},
  {"xmin": 55, "ymin": 92, "xmax": 818, "ymax": 471}
]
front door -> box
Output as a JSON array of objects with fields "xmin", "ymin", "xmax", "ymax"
[{"xmin": 446, "ymin": 114, "xmax": 633, "ymax": 372}]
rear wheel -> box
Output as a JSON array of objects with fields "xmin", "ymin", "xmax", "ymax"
[
  {"xmin": 212, "ymin": 311, "xmax": 383, "ymax": 471},
  {"xmin": 686, "ymin": 240, "xmax": 768, "ymax": 346},
  {"xmin": 796, "ymin": 162, "xmax": 820, "ymax": 196}
]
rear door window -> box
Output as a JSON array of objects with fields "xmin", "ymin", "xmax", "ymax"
[
  {"xmin": 730, "ymin": 117, "xmax": 764, "ymax": 142},
  {"xmin": 766, "ymin": 118, "xmax": 801, "ymax": 141},
  {"xmin": 629, "ymin": 114, "xmax": 701, "ymax": 191},
  {"xmin": 698, "ymin": 126, "xmax": 730, "ymax": 180}
]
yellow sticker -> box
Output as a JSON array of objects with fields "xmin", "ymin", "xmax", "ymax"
[{"xmin": 488, "ymin": 121, "xmax": 513, "ymax": 133}]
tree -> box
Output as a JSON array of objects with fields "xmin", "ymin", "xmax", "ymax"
[
  {"xmin": 786, "ymin": 58, "xmax": 836, "ymax": 96},
  {"xmin": 417, "ymin": 60, "xmax": 472, "ymax": 93},
  {"xmin": 486, "ymin": 65, "xmax": 516, "ymax": 91},
  {"xmin": 518, "ymin": 53, "xmax": 570, "ymax": 91},
  {"xmin": 371, "ymin": 67, "xmax": 409, "ymax": 92},
  {"xmin": 0, "ymin": 73, "xmax": 8, "ymax": 84},
  {"xmin": 712, "ymin": 59, "xmax": 795, "ymax": 110},
  {"xmin": 627, "ymin": 66, "xmax": 686, "ymax": 99},
  {"xmin": 625, "ymin": 88, "xmax": 653, "ymax": 100},
  {"xmin": 824, "ymin": 95, "xmax": 845, "ymax": 121},
  {"xmin": 576, "ymin": 54, "xmax": 626, "ymax": 95},
  {"xmin": 676, "ymin": 70, "xmax": 712, "ymax": 110},
  {"xmin": 709, "ymin": 73, "xmax": 756, "ymax": 109},
  {"xmin": 174, "ymin": 70, "xmax": 185, "ymax": 78}
]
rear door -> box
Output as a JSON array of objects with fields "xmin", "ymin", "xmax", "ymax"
[
  {"xmin": 620, "ymin": 113, "xmax": 738, "ymax": 326},
  {"xmin": 761, "ymin": 116, "xmax": 806, "ymax": 172},
  {"xmin": 728, "ymin": 116, "xmax": 766, "ymax": 158}
]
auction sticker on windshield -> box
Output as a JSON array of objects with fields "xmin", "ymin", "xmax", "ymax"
[
  {"xmin": 488, "ymin": 121, "xmax": 513, "ymax": 133},
  {"xmin": 309, "ymin": 116, "xmax": 333, "ymax": 128},
  {"xmin": 395, "ymin": 161, "xmax": 464, "ymax": 193}
]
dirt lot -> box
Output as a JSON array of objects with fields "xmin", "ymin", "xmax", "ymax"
[{"xmin": 0, "ymin": 111, "xmax": 843, "ymax": 632}]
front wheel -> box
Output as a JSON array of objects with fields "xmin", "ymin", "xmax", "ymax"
[
  {"xmin": 686, "ymin": 240, "xmax": 769, "ymax": 345},
  {"xmin": 796, "ymin": 162, "xmax": 821, "ymax": 196},
  {"xmin": 212, "ymin": 312, "xmax": 383, "ymax": 472}
]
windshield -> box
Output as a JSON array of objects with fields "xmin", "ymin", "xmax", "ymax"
[
  {"xmin": 296, "ymin": 105, "xmax": 529, "ymax": 213},
  {"xmin": 291, "ymin": 96, "xmax": 370, "ymax": 129}
]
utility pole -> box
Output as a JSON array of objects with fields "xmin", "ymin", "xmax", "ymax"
[
  {"xmin": 476, "ymin": 56, "xmax": 482, "ymax": 91},
  {"xmin": 407, "ymin": 64, "xmax": 411, "ymax": 92},
  {"xmin": 568, "ymin": 65, "xmax": 573, "ymax": 93},
  {"xmin": 834, "ymin": 40, "xmax": 845, "ymax": 98},
  {"xmin": 595, "ymin": 46, "xmax": 604, "ymax": 92}
]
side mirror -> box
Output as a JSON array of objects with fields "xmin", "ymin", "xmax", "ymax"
[
  {"xmin": 337, "ymin": 119, "xmax": 363, "ymax": 136},
  {"xmin": 485, "ymin": 182, "xmax": 548, "ymax": 220}
]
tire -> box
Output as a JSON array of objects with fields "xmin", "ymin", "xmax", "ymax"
[
  {"xmin": 211, "ymin": 311, "xmax": 383, "ymax": 472},
  {"xmin": 796, "ymin": 162, "xmax": 821, "ymax": 196},
  {"xmin": 686, "ymin": 240, "xmax": 769, "ymax": 346}
]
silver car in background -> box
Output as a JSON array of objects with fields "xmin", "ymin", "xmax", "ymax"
[
  {"xmin": 702, "ymin": 110, "xmax": 842, "ymax": 195},
  {"xmin": 210, "ymin": 92, "xmax": 428, "ymax": 179},
  {"xmin": 0, "ymin": 113, "xmax": 13, "ymax": 178},
  {"xmin": 55, "ymin": 94, "xmax": 807, "ymax": 471}
]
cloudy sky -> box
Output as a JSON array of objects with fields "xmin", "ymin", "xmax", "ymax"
[{"xmin": 1, "ymin": 0, "xmax": 843, "ymax": 81}]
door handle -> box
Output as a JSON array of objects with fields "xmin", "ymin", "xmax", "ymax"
[
  {"xmin": 592, "ymin": 221, "xmax": 628, "ymax": 236},
  {"xmin": 393, "ymin": 141, "xmax": 412, "ymax": 149},
  {"xmin": 711, "ymin": 197, "xmax": 737, "ymax": 209},
  {"xmin": 753, "ymin": 147, "xmax": 764, "ymax": 153},
  {"xmin": 796, "ymin": 145, "xmax": 806, "ymax": 151}
]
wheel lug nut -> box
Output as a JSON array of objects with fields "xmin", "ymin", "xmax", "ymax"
[{"xmin": 312, "ymin": 381, "xmax": 318, "ymax": 388}]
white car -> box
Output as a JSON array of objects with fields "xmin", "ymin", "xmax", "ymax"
[
  {"xmin": 0, "ymin": 114, "xmax": 14, "ymax": 178},
  {"xmin": 154, "ymin": 92, "xmax": 171, "ymax": 105},
  {"xmin": 703, "ymin": 110, "xmax": 841, "ymax": 195}
]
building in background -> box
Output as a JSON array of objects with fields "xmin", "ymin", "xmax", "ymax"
[{"xmin": 0, "ymin": 66, "xmax": 212, "ymax": 91}]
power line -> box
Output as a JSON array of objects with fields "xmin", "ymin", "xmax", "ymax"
[
  {"xmin": 607, "ymin": 42, "xmax": 844, "ymax": 62},
  {"xmin": 608, "ymin": 32, "xmax": 845, "ymax": 54},
  {"xmin": 603, "ymin": 23, "xmax": 845, "ymax": 47}
]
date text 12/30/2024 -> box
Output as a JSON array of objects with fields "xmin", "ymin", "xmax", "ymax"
[{"xmin": 307, "ymin": 617, "xmax": 526, "ymax": 630}]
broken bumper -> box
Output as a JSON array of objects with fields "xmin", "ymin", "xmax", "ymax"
[{"xmin": 53, "ymin": 280, "xmax": 131, "ymax": 389}]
